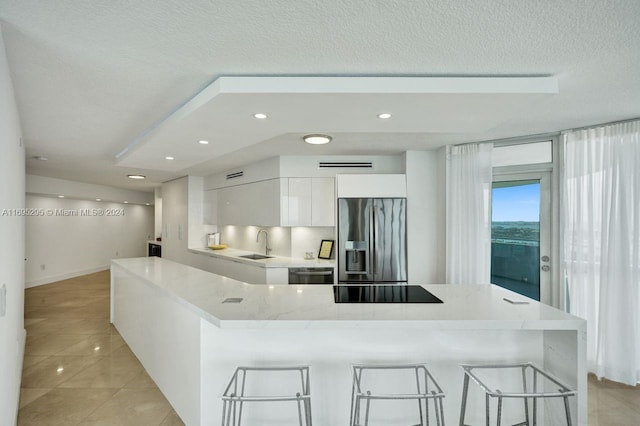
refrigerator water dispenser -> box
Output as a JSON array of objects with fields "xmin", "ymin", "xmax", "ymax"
[{"xmin": 345, "ymin": 241, "xmax": 368, "ymax": 274}]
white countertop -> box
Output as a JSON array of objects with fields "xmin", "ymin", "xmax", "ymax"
[
  {"xmin": 111, "ymin": 257, "xmax": 584, "ymax": 330},
  {"xmin": 147, "ymin": 240, "xmax": 162, "ymax": 246},
  {"xmin": 188, "ymin": 246, "xmax": 335, "ymax": 268}
]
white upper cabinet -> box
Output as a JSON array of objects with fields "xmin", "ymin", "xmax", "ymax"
[
  {"xmin": 336, "ymin": 174, "xmax": 407, "ymax": 198},
  {"xmin": 287, "ymin": 178, "xmax": 312, "ymax": 226},
  {"xmin": 311, "ymin": 177, "xmax": 335, "ymax": 226},
  {"xmin": 214, "ymin": 177, "xmax": 335, "ymax": 227},
  {"xmin": 217, "ymin": 179, "xmax": 287, "ymax": 226}
]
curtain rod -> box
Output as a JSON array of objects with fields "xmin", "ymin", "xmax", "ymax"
[
  {"xmin": 562, "ymin": 116, "xmax": 640, "ymax": 133},
  {"xmin": 452, "ymin": 116, "xmax": 640, "ymax": 147}
]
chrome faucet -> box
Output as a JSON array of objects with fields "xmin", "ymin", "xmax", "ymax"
[{"xmin": 256, "ymin": 229, "xmax": 272, "ymax": 256}]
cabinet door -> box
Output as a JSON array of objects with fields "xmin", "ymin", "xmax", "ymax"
[
  {"xmin": 311, "ymin": 177, "xmax": 335, "ymax": 226},
  {"xmin": 288, "ymin": 178, "xmax": 312, "ymax": 226},
  {"xmin": 216, "ymin": 179, "xmax": 285, "ymax": 226}
]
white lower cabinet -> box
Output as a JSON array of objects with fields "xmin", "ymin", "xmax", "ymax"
[{"xmin": 196, "ymin": 253, "xmax": 288, "ymax": 284}]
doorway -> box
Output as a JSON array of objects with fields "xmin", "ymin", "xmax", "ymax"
[{"xmin": 491, "ymin": 173, "xmax": 551, "ymax": 302}]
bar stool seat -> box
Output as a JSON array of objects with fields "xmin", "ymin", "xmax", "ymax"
[
  {"xmin": 459, "ymin": 362, "xmax": 576, "ymax": 426},
  {"xmin": 350, "ymin": 364, "xmax": 446, "ymax": 426},
  {"xmin": 221, "ymin": 365, "xmax": 312, "ymax": 426}
]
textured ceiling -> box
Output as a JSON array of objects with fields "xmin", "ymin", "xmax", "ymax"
[{"xmin": 1, "ymin": 0, "xmax": 639, "ymax": 190}]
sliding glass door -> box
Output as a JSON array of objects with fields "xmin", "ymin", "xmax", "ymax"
[{"xmin": 491, "ymin": 173, "xmax": 551, "ymax": 302}]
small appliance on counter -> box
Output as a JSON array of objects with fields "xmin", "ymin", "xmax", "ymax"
[{"xmin": 207, "ymin": 232, "xmax": 226, "ymax": 250}]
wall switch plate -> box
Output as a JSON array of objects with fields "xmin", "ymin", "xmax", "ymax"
[{"xmin": 0, "ymin": 284, "xmax": 6, "ymax": 317}]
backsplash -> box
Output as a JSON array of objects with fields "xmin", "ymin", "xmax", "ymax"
[
  {"xmin": 218, "ymin": 225, "xmax": 335, "ymax": 259},
  {"xmin": 220, "ymin": 226, "xmax": 291, "ymax": 256},
  {"xmin": 291, "ymin": 227, "xmax": 335, "ymax": 259}
]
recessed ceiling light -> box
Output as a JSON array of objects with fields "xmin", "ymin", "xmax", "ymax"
[
  {"xmin": 199, "ymin": 140, "xmax": 209, "ymax": 145},
  {"xmin": 124, "ymin": 201, "xmax": 129, "ymax": 204},
  {"xmin": 377, "ymin": 113, "xmax": 392, "ymax": 119},
  {"xmin": 96, "ymin": 198, "xmax": 102, "ymax": 201},
  {"xmin": 165, "ymin": 156, "xmax": 174, "ymax": 160},
  {"xmin": 57, "ymin": 195, "xmax": 64, "ymax": 198},
  {"xmin": 253, "ymin": 113, "xmax": 268, "ymax": 119},
  {"xmin": 127, "ymin": 174, "xmax": 145, "ymax": 179},
  {"xmin": 303, "ymin": 134, "xmax": 332, "ymax": 145},
  {"xmin": 145, "ymin": 203, "xmax": 150, "ymax": 206}
]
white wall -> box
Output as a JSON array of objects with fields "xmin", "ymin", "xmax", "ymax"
[
  {"xmin": 25, "ymin": 195, "xmax": 154, "ymax": 287},
  {"xmin": 404, "ymin": 150, "xmax": 446, "ymax": 283},
  {"xmin": 0, "ymin": 26, "xmax": 26, "ymax": 426}
]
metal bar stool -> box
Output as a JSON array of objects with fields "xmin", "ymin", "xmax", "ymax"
[
  {"xmin": 350, "ymin": 364, "xmax": 446, "ymax": 426},
  {"xmin": 221, "ymin": 365, "xmax": 312, "ymax": 426},
  {"xmin": 459, "ymin": 363, "xmax": 576, "ymax": 426}
]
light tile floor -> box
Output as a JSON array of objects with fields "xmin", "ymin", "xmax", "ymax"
[
  {"xmin": 19, "ymin": 270, "xmax": 640, "ymax": 425},
  {"xmin": 19, "ymin": 270, "xmax": 184, "ymax": 426}
]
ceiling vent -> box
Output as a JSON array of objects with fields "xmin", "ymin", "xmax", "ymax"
[
  {"xmin": 318, "ymin": 162, "xmax": 373, "ymax": 169},
  {"xmin": 226, "ymin": 171, "xmax": 244, "ymax": 180}
]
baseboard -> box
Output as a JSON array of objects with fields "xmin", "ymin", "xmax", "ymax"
[{"xmin": 25, "ymin": 265, "xmax": 109, "ymax": 288}]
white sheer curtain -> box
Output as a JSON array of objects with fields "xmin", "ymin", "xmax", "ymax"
[
  {"xmin": 446, "ymin": 143, "xmax": 493, "ymax": 284},
  {"xmin": 563, "ymin": 120, "xmax": 640, "ymax": 385}
]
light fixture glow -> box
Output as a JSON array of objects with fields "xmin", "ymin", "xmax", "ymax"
[
  {"xmin": 57, "ymin": 195, "xmax": 65, "ymax": 198},
  {"xmin": 94, "ymin": 346, "xmax": 101, "ymax": 352},
  {"xmin": 145, "ymin": 203, "xmax": 150, "ymax": 206},
  {"xmin": 253, "ymin": 113, "xmax": 268, "ymax": 119},
  {"xmin": 199, "ymin": 140, "xmax": 209, "ymax": 145},
  {"xmin": 165, "ymin": 156, "xmax": 174, "ymax": 160},
  {"xmin": 127, "ymin": 174, "xmax": 146, "ymax": 179},
  {"xmin": 377, "ymin": 112, "xmax": 392, "ymax": 119},
  {"xmin": 124, "ymin": 201, "xmax": 129, "ymax": 204},
  {"xmin": 96, "ymin": 198, "xmax": 102, "ymax": 201},
  {"xmin": 56, "ymin": 367, "xmax": 64, "ymax": 373},
  {"xmin": 303, "ymin": 134, "xmax": 332, "ymax": 145}
]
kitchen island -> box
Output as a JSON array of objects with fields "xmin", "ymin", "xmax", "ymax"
[{"xmin": 110, "ymin": 257, "xmax": 586, "ymax": 425}]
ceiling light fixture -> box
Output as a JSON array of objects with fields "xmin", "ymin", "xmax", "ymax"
[
  {"xmin": 199, "ymin": 140, "xmax": 209, "ymax": 145},
  {"xmin": 57, "ymin": 195, "xmax": 64, "ymax": 198},
  {"xmin": 145, "ymin": 203, "xmax": 150, "ymax": 206},
  {"xmin": 124, "ymin": 201, "xmax": 129, "ymax": 204},
  {"xmin": 127, "ymin": 174, "xmax": 145, "ymax": 179},
  {"xmin": 96, "ymin": 198, "xmax": 102, "ymax": 201},
  {"xmin": 165, "ymin": 156, "xmax": 174, "ymax": 160},
  {"xmin": 253, "ymin": 113, "xmax": 268, "ymax": 119},
  {"xmin": 377, "ymin": 112, "xmax": 392, "ymax": 119},
  {"xmin": 303, "ymin": 134, "xmax": 332, "ymax": 145}
]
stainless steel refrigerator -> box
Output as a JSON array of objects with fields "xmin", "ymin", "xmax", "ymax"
[{"xmin": 338, "ymin": 198, "xmax": 407, "ymax": 284}]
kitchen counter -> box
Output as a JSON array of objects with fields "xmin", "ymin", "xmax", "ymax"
[
  {"xmin": 188, "ymin": 246, "xmax": 335, "ymax": 268},
  {"xmin": 111, "ymin": 257, "xmax": 586, "ymax": 425}
]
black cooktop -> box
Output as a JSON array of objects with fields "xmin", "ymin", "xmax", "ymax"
[{"xmin": 333, "ymin": 285, "xmax": 443, "ymax": 304}]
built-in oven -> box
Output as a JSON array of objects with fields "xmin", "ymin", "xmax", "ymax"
[{"xmin": 288, "ymin": 267, "xmax": 334, "ymax": 285}]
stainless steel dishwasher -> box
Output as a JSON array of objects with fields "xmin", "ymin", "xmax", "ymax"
[{"xmin": 288, "ymin": 267, "xmax": 335, "ymax": 284}]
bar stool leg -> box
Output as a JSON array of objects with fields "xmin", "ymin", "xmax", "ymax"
[
  {"xmin": 563, "ymin": 394, "xmax": 572, "ymax": 426},
  {"xmin": 496, "ymin": 395, "xmax": 503, "ymax": 426},
  {"xmin": 521, "ymin": 365, "xmax": 530, "ymax": 426},
  {"xmin": 485, "ymin": 393, "xmax": 490, "ymax": 426},
  {"xmin": 433, "ymin": 392, "xmax": 442, "ymax": 426},
  {"xmin": 438, "ymin": 395, "xmax": 446, "ymax": 426},
  {"xmin": 415, "ymin": 367, "xmax": 425, "ymax": 426},
  {"xmin": 364, "ymin": 394, "xmax": 372, "ymax": 426},
  {"xmin": 459, "ymin": 372, "xmax": 470, "ymax": 426}
]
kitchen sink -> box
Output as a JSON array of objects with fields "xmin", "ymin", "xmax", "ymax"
[{"xmin": 238, "ymin": 254, "xmax": 273, "ymax": 260}]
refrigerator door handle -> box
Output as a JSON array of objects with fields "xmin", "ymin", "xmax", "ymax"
[{"xmin": 371, "ymin": 205, "xmax": 377, "ymax": 275}]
